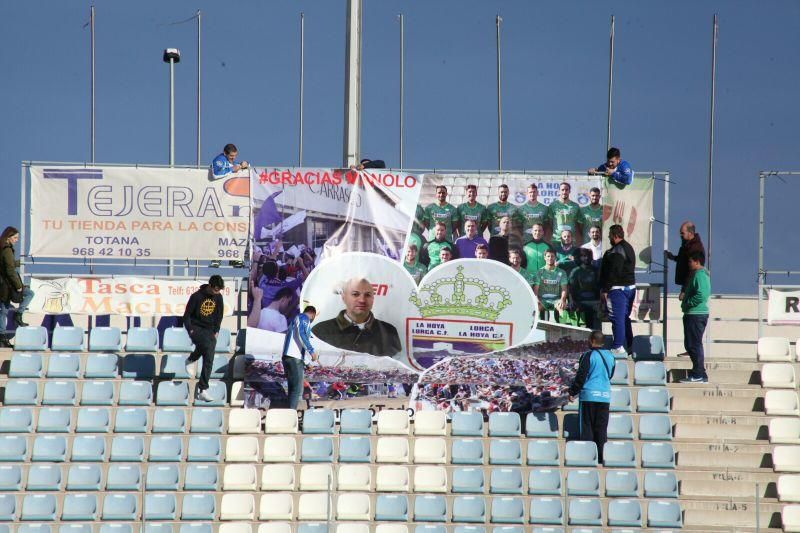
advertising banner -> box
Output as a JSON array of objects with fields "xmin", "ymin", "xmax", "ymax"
[
  {"xmin": 768, "ymin": 288, "xmax": 800, "ymax": 325},
  {"xmin": 29, "ymin": 166, "xmax": 249, "ymax": 260}
]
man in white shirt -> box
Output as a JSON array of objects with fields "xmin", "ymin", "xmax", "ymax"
[
  {"xmin": 256, "ymin": 287, "xmax": 294, "ymax": 333},
  {"xmin": 581, "ymin": 225, "xmax": 603, "ymax": 267}
]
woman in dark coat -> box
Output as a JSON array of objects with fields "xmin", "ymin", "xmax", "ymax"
[{"xmin": 0, "ymin": 226, "xmax": 34, "ymax": 346}]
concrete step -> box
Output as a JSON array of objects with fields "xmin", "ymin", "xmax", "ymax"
[{"xmin": 674, "ymin": 422, "xmax": 768, "ymax": 442}]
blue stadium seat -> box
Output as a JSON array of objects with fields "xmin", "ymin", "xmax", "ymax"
[
  {"xmin": 567, "ymin": 470, "xmax": 600, "ymax": 496},
  {"xmin": 75, "ymin": 407, "xmax": 110, "ymax": 432},
  {"xmin": 144, "ymin": 493, "xmax": 177, "ymax": 520},
  {"xmin": 89, "ymin": 327, "xmax": 122, "ymax": 352},
  {"xmin": 610, "ymin": 362, "xmax": 629, "ymax": 385},
  {"xmin": 489, "ymin": 412, "xmax": 521, "ymax": 437},
  {"xmin": 416, "ymin": 526, "xmax": 446, "ymax": 533},
  {"xmin": 18, "ymin": 524, "xmax": 51, "ymax": 533},
  {"xmin": 0, "ymin": 495, "xmax": 15, "ymax": 520},
  {"xmin": 110, "ymin": 436, "xmax": 145, "ymax": 462},
  {"xmin": 98, "ymin": 525, "xmax": 132, "ymax": 533},
  {"xmin": 567, "ymin": 498, "xmax": 601, "ymax": 526},
  {"xmin": 491, "ymin": 497, "xmax": 524, "ymax": 524},
  {"xmin": 161, "ymin": 354, "xmax": 192, "ymax": 379},
  {"xmin": 0, "ymin": 407, "xmax": 32, "ymax": 433},
  {"xmin": 414, "ymin": 495, "xmax": 447, "ymax": 522},
  {"xmin": 634, "ymin": 361, "xmax": 667, "ymax": 386},
  {"xmin": 452, "ymin": 439, "xmax": 484, "ymax": 465},
  {"xmin": 119, "ymin": 381, "xmax": 153, "ymax": 406},
  {"xmin": 21, "ymin": 494, "xmax": 57, "ymax": 521},
  {"xmin": 61, "ymin": 493, "xmax": 98, "ymax": 521},
  {"xmin": 637, "ymin": 388, "xmax": 671, "ymax": 413},
  {"xmin": 607, "ymin": 414, "xmax": 634, "ymax": 440},
  {"xmin": 338, "ymin": 436, "xmax": 371, "ymax": 463},
  {"xmin": 210, "ymin": 354, "xmax": 229, "ymax": 378},
  {"xmin": 215, "ymin": 328, "xmax": 232, "ymax": 353},
  {"xmin": 144, "ymin": 522, "xmax": 171, "ymax": 533},
  {"xmin": 297, "ymin": 525, "xmax": 328, "ymax": 533},
  {"xmin": 605, "ymin": 470, "xmax": 639, "ymax": 497},
  {"xmin": 149, "ymin": 435, "xmax": 183, "ymax": 462},
  {"xmin": 490, "ymin": 468, "xmax": 523, "ymax": 494},
  {"xmin": 27, "ymin": 464, "xmax": 62, "ymax": 491},
  {"xmin": 125, "ymin": 327, "xmax": 159, "ymax": 352},
  {"xmin": 4, "ymin": 380, "xmax": 38, "ymax": 405},
  {"xmin": 71, "ymin": 435, "xmax": 106, "ymax": 462},
  {"xmin": 608, "ymin": 499, "xmax": 642, "ymax": 527},
  {"xmin": 302, "ymin": 436, "xmax": 334, "ymax": 462},
  {"xmin": 527, "ymin": 440, "xmax": 560, "ymax": 467},
  {"xmin": 194, "ymin": 380, "xmax": 226, "ymax": 406},
  {"xmin": 102, "ymin": 493, "xmax": 138, "ymax": 520},
  {"xmin": 452, "ymin": 496, "xmax": 486, "ymax": 523},
  {"xmin": 13, "ymin": 327, "xmax": 48, "ymax": 351},
  {"xmin": 0, "ymin": 466, "xmax": 21, "ymax": 491},
  {"xmin": 187, "ymin": 436, "xmax": 221, "ymax": 462},
  {"xmin": 42, "ymin": 381, "xmax": 77, "ymax": 406},
  {"xmin": 121, "ymin": 354, "xmax": 156, "ymax": 379},
  {"xmin": 610, "ymin": 388, "xmax": 631, "ymax": 413},
  {"xmin": 9, "ymin": 353, "xmax": 43, "ymax": 378},
  {"xmin": 528, "ymin": 469, "xmax": 561, "ymax": 496},
  {"xmin": 303, "ymin": 409, "xmax": 335, "ymax": 434},
  {"xmin": 603, "ymin": 441, "xmax": 636, "ymax": 468},
  {"xmin": 162, "ymin": 328, "xmax": 194, "ymax": 352},
  {"xmin": 647, "ymin": 500, "xmax": 682, "ymax": 528},
  {"xmin": 179, "ymin": 522, "xmax": 208, "ymax": 533},
  {"xmin": 375, "ymin": 494, "xmax": 408, "ymax": 521},
  {"xmin": 181, "ymin": 493, "xmax": 216, "ymax": 520},
  {"xmin": 152, "ymin": 408, "xmax": 186, "ymax": 433},
  {"xmin": 0, "ymin": 435, "xmax": 28, "ymax": 461},
  {"xmin": 106, "ymin": 464, "xmax": 142, "ymax": 491},
  {"xmin": 47, "ymin": 353, "xmax": 81, "ymax": 378},
  {"xmin": 146, "ymin": 465, "xmax": 180, "ymax": 491},
  {"xmin": 492, "ymin": 527, "xmax": 521, "ymax": 533},
  {"xmin": 340, "ymin": 409, "xmax": 372, "ymax": 434},
  {"xmin": 184, "ymin": 464, "xmax": 218, "ymax": 490},
  {"xmin": 565, "ymin": 441, "xmax": 597, "ymax": 467},
  {"xmin": 66, "ymin": 464, "xmax": 102, "ymax": 491},
  {"xmin": 632, "ymin": 335, "xmax": 665, "ymax": 361},
  {"xmin": 641, "ymin": 442, "xmax": 675, "ymax": 469},
  {"xmin": 638, "ymin": 414, "xmax": 672, "ymax": 440},
  {"xmin": 489, "ymin": 440, "xmax": 522, "ymax": 466},
  {"xmin": 452, "ymin": 411, "xmax": 484, "ymax": 436},
  {"xmin": 525, "ymin": 412, "xmax": 558, "ymax": 438},
  {"xmin": 32, "ymin": 435, "xmax": 67, "ymax": 462},
  {"xmin": 114, "ymin": 408, "xmax": 148, "ymax": 433},
  {"xmin": 84, "ymin": 354, "xmax": 119, "ymax": 378},
  {"xmin": 644, "ymin": 471, "xmax": 679, "ymax": 498},
  {"xmin": 190, "ymin": 408, "xmax": 223, "ymax": 433},
  {"xmin": 156, "ymin": 381, "xmax": 189, "ymax": 406},
  {"xmin": 452, "ymin": 467, "xmax": 484, "ymax": 493},
  {"xmin": 36, "ymin": 408, "xmax": 71, "ymax": 433},
  {"xmin": 52, "ymin": 327, "xmax": 86, "ymax": 352},
  {"xmin": 80, "ymin": 380, "xmax": 114, "ymax": 406},
  {"xmin": 529, "ymin": 497, "xmax": 563, "ymax": 525}
]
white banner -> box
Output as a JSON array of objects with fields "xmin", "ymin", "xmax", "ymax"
[
  {"xmin": 768, "ymin": 289, "xmax": 800, "ymax": 325},
  {"xmin": 29, "ymin": 166, "xmax": 249, "ymax": 260},
  {"xmin": 29, "ymin": 277, "xmax": 235, "ymax": 317}
]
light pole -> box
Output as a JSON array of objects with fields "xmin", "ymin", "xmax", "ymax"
[{"xmin": 163, "ymin": 48, "xmax": 181, "ymax": 167}]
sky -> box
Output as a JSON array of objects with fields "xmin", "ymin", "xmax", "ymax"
[{"xmin": 1, "ymin": 0, "xmax": 800, "ymax": 294}]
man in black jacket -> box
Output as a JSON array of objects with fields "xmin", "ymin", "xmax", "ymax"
[
  {"xmin": 183, "ymin": 275, "xmax": 225, "ymax": 402},
  {"xmin": 666, "ymin": 221, "xmax": 706, "ymax": 294},
  {"xmin": 599, "ymin": 225, "xmax": 637, "ymax": 357}
]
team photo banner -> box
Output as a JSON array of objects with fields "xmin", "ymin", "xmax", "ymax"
[{"xmin": 28, "ymin": 166, "xmax": 249, "ymax": 260}]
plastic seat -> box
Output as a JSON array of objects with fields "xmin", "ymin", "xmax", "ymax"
[
  {"xmin": 262, "ymin": 437, "xmax": 295, "ymax": 464},
  {"xmin": 4, "ymin": 380, "xmax": 38, "ymax": 405},
  {"xmin": 528, "ymin": 469, "xmax": 561, "ymax": 495},
  {"xmin": 52, "ymin": 327, "xmax": 86, "ymax": 351},
  {"xmin": 223, "ymin": 464, "xmax": 257, "ymax": 491},
  {"xmin": 156, "ymin": 381, "xmax": 189, "ymax": 406},
  {"xmin": 121, "ymin": 354, "xmax": 156, "ymax": 379},
  {"xmin": 414, "ymin": 437, "xmax": 447, "ymax": 464},
  {"xmin": 610, "ymin": 387, "xmax": 631, "ymax": 412},
  {"xmin": 637, "ymin": 388, "xmax": 670, "ymax": 413},
  {"xmin": 27, "ymin": 464, "xmax": 62, "ymax": 491},
  {"xmin": 101, "ymin": 493, "xmax": 138, "ymax": 520},
  {"xmin": 634, "ymin": 361, "xmax": 667, "ymax": 386},
  {"xmin": 144, "ymin": 525, "xmax": 172, "ymax": 533},
  {"xmin": 257, "ymin": 493, "xmax": 293, "ymax": 520},
  {"xmin": 336, "ymin": 493, "xmax": 371, "ymax": 520},
  {"xmin": 0, "ymin": 407, "xmax": 32, "ymax": 433},
  {"xmin": 452, "ymin": 467, "xmax": 484, "ymax": 493},
  {"xmin": 258, "ymin": 524, "xmax": 293, "ymax": 533},
  {"xmin": 61, "ymin": 493, "xmax": 98, "ymax": 521},
  {"xmin": 126, "ymin": 327, "xmax": 160, "ymax": 352},
  {"xmin": 340, "ymin": 409, "xmax": 372, "ymax": 434},
  {"xmin": 337, "ymin": 464, "xmax": 370, "ymax": 491},
  {"xmin": 567, "ymin": 498, "xmax": 601, "ymax": 526},
  {"xmin": 527, "ymin": 440, "xmax": 559, "ymax": 466},
  {"xmin": 42, "ymin": 381, "xmax": 77, "ymax": 405},
  {"xmin": 452, "ymin": 495, "xmax": 486, "ymax": 523},
  {"xmin": 114, "ymin": 408, "xmax": 148, "ymax": 433},
  {"xmin": 338, "ymin": 436, "xmax": 371, "ymax": 463},
  {"xmin": 647, "ymin": 500, "xmax": 682, "ymax": 528},
  {"xmin": 76, "ymin": 407, "xmax": 110, "ymax": 433},
  {"xmin": 452, "ymin": 411, "xmax": 484, "ymax": 436},
  {"xmin": 13, "ymin": 327, "xmax": 48, "ymax": 351},
  {"xmin": 98, "ymin": 524, "xmax": 133, "ymax": 533},
  {"xmin": 215, "ymin": 328, "xmax": 232, "ymax": 352},
  {"xmin": 162, "ymin": 328, "xmax": 194, "ymax": 352},
  {"xmin": 641, "ymin": 442, "xmax": 675, "ymax": 468},
  {"xmin": 148, "ymin": 435, "xmax": 183, "ymax": 462},
  {"xmin": 414, "ymin": 495, "xmax": 447, "ymax": 522},
  {"xmin": 762, "ymin": 363, "xmax": 797, "ymax": 388},
  {"xmin": 187, "ymin": 435, "xmax": 221, "ymax": 462},
  {"xmin": 491, "ymin": 497, "xmax": 524, "ymax": 524},
  {"xmin": 607, "ymin": 414, "xmax": 634, "ymax": 440},
  {"xmin": 605, "ymin": 469, "xmax": 639, "ymax": 497},
  {"xmin": 413, "ymin": 465, "xmax": 447, "ymax": 493},
  {"xmin": 160, "ymin": 354, "xmax": 193, "ymax": 379},
  {"xmin": 335, "ymin": 526, "xmax": 367, "ymax": 533},
  {"xmin": 603, "ymin": 441, "xmax": 636, "ymax": 468},
  {"xmin": 376, "ymin": 437, "xmax": 409, "ymax": 463},
  {"xmin": 80, "ymin": 381, "xmax": 114, "ymax": 406},
  {"xmin": 780, "ymin": 475, "xmax": 800, "ymax": 502},
  {"xmin": 297, "ymin": 493, "xmax": 329, "ymax": 520},
  {"xmin": 610, "ymin": 363, "xmax": 629, "ymax": 385},
  {"xmin": 189, "ymin": 408, "xmax": 223, "ymax": 433},
  {"xmin": 21, "ymin": 494, "xmax": 57, "ymax": 521},
  {"xmin": 378, "ymin": 409, "xmax": 410, "ymax": 435},
  {"xmin": 18, "ymin": 525, "xmax": 52, "ymax": 533},
  {"xmin": 144, "ymin": 493, "xmax": 177, "ymax": 520},
  {"xmin": 639, "ymin": 414, "xmax": 672, "ymax": 440},
  {"xmin": 119, "ymin": 381, "xmax": 153, "ymax": 406},
  {"xmin": 412, "ymin": 527, "xmax": 441, "ymax": 533},
  {"xmin": 296, "ymin": 525, "xmax": 326, "ymax": 533},
  {"xmin": 490, "ymin": 468, "xmax": 523, "ymax": 494},
  {"xmin": 414, "ymin": 411, "xmax": 447, "ymax": 436},
  {"xmin": 181, "ymin": 525, "xmax": 213, "ymax": 533},
  {"xmin": 146, "ymin": 465, "xmax": 180, "ymax": 491},
  {"xmin": 0, "ymin": 465, "xmax": 21, "ymax": 491},
  {"xmin": 71, "ymin": 435, "xmax": 106, "ymax": 462},
  {"xmin": 608, "ymin": 499, "xmax": 642, "ymax": 527},
  {"xmin": 565, "ymin": 441, "xmax": 597, "ymax": 467},
  {"xmin": 631, "ymin": 335, "xmax": 665, "ymax": 361},
  {"xmin": 525, "ymin": 412, "xmax": 558, "ymax": 438},
  {"xmin": 644, "ymin": 471, "xmax": 678, "ymax": 498},
  {"xmin": 184, "ymin": 464, "xmax": 218, "ymax": 490},
  {"xmin": 152, "ymin": 408, "xmax": 186, "ymax": 433},
  {"xmin": 228, "ymin": 409, "xmax": 262, "ymax": 434},
  {"xmin": 32, "ymin": 435, "xmax": 67, "ymax": 462},
  {"xmin": 35, "ymin": 408, "xmax": 71, "ymax": 432},
  {"xmin": 84, "ymin": 353, "xmax": 119, "ymax": 378},
  {"xmin": 375, "ymin": 494, "xmax": 409, "ymax": 521},
  {"xmin": 0, "ymin": 435, "xmax": 28, "ymax": 461},
  {"xmin": 489, "ymin": 412, "xmax": 521, "ymax": 437},
  {"xmin": 265, "ymin": 409, "xmax": 299, "ymax": 434},
  {"xmin": 9, "ymin": 353, "xmax": 43, "ymax": 378},
  {"xmin": 0, "ymin": 494, "xmax": 16, "ymax": 521},
  {"xmin": 106, "ymin": 464, "xmax": 142, "ymax": 491},
  {"xmin": 299, "ymin": 464, "xmax": 333, "ymax": 491},
  {"xmin": 758, "ymin": 336, "xmax": 792, "ymax": 361},
  {"xmin": 303, "ymin": 409, "xmax": 335, "ymax": 434},
  {"xmin": 489, "ymin": 439, "xmax": 522, "ymax": 465},
  {"xmin": 110, "ymin": 436, "xmax": 144, "ymax": 462},
  {"xmin": 226, "ymin": 435, "xmax": 259, "ymax": 463},
  {"xmin": 181, "ymin": 493, "xmax": 216, "ymax": 520},
  {"xmin": 88, "ymin": 327, "xmax": 122, "ymax": 351},
  {"xmin": 567, "ymin": 470, "xmax": 600, "ymax": 496},
  {"xmin": 194, "ymin": 379, "xmax": 226, "ymax": 406},
  {"xmin": 376, "ymin": 465, "xmax": 409, "ymax": 492},
  {"xmin": 66, "ymin": 464, "xmax": 102, "ymax": 490}
]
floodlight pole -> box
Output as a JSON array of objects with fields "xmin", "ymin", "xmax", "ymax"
[
  {"xmin": 299, "ymin": 12, "xmax": 305, "ymax": 166},
  {"xmin": 707, "ymin": 14, "xmax": 718, "ymax": 275},
  {"xmin": 343, "ymin": 0, "xmax": 362, "ymax": 167},
  {"xmin": 606, "ymin": 15, "xmax": 615, "ymax": 152},
  {"xmin": 90, "ymin": 5, "xmax": 96, "ymax": 163},
  {"xmin": 399, "ymin": 13, "xmax": 405, "ymax": 169},
  {"xmin": 196, "ymin": 10, "xmax": 202, "ymax": 167},
  {"xmin": 496, "ymin": 15, "xmax": 503, "ymax": 171}
]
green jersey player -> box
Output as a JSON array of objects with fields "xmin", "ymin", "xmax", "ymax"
[
  {"xmin": 487, "ymin": 184, "xmax": 517, "ymax": 235},
  {"xmin": 548, "ymin": 182, "xmax": 581, "ymax": 237},
  {"xmin": 523, "ymin": 223, "xmax": 554, "ymax": 274},
  {"xmin": 457, "ymin": 184, "xmax": 489, "ymax": 234},
  {"xmin": 513, "ymin": 183, "xmax": 550, "ymax": 242},
  {"xmin": 403, "ymin": 244, "xmax": 428, "ymax": 285},
  {"xmin": 578, "ymin": 187, "xmax": 603, "ymax": 243},
  {"xmin": 534, "ymin": 249, "xmax": 568, "ymax": 321},
  {"xmin": 424, "ymin": 185, "xmax": 459, "ymax": 241},
  {"xmin": 508, "ymin": 247, "xmax": 536, "ymax": 287}
]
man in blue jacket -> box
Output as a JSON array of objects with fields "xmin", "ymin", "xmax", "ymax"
[
  {"xmin": 282, "ymin": 305, "xmax": 318, "ymax": 409},
  {"xmin": 210, "ymin": 143, "xmax": 249, "ymax": 179},
  {"xmin": 588, "ymin": 147, "xmax": 633, "ymax": 187},
  {"xmin": 568, "ymin": 330, "xmax": 616, "ymax": 464}
]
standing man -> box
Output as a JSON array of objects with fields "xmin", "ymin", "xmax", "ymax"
[
  {"xmin": 455, "ymin": 219, "xmax": 489, "ymax": 260},
  {"xmin": 599, "ymin": 225, "xmax": 637, "ymax": 357},
  {"xmin": 513, "ymin": 183, "xmax": 550, "ymax": 243},
  {"xmin": 211, "ymin": 143, "xmax": 249, "ymax": 179},
  {"xmin": 568, "ymin": 330, "xmax": 615, "ymax": 463},
  {"xmin": 487, "ymin": 184, "xmax": 517, "ymax": 235},
  {"xmin": 534, "ymin": 249, "xmax": 568, "ymax": 322},
  {"xmin": 425, "ymin": 185, "xmax": 460, "ymax": 242},
  {"xmin": 581, "ymin": 226, "xmax": 604, "ymax": 268},
  {"xmin": 421, "ymin": 222, "xmax": 457, "ymax": 270},
  {"xmin": 569, "ymin": 249, "xmax": 602, "ymax": 329},
  {"xmin": 488, "ymin": 216, "xmax": 512, "ymax": 264},
  {"xmin": 457, "ymin": 184, "xmax": 489, "ymax": 235},
  {"xmin": 666, "ymin": 221, "xmax": 705, "ymax": 298},
  {"xmin": 282, "ymin": 305, "xmax": 318, "ymax": 409},
  {"xmin": 548, "ymin": 182, "xmax": 581, "ymax": 239},
  {"xmin": 680, "ymin": 251, "xmax": 710, "ymax": 383},
  {"xmin": 183, "ymin": 275, "xmax": 225, "ymax": 402},
  {"xmin": 403, "ymin": 244, "xmax": 428, "ymax": 285},
  {"xmin": 588, "ymin": 147, "xmax": 634, "ymax": 187},
  {"xmin": 523, "ymin": 223, "xmax": 554, "ymax": 274},
  {"xmin": 578, "ymin": 187, "xmax": 604, "ymax": 244}
]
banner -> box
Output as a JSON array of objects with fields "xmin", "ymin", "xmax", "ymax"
[
  {"xmin": 29, "ymin": 277, "xmax": 235, "ymax": 317},
  {"xmin": 605, "ymin": 177, "xmax": 654, "ymax": 268},
  {"xmin": 768, "ymin": 289, "xmax": 800, "ymax": 325},
  {"xmin": 29, "ymin": 166, "xmax": 249, "ymax": 260}
]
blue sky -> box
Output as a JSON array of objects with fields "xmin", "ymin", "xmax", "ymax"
[{"xmin": 2, "ymin": 0, "xmax": 799, "ymax": 294}]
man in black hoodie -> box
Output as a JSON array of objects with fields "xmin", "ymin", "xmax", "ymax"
[
  {"xmin": 599, "ymin": 225, "xmax": 637, "ymax": 357},
  {"xmin": 183, "ymin": 275, "xmax": 225, "ymax": 402}
]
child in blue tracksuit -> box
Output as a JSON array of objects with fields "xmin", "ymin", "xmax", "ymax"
[
  {"xmin": 282, "ymin": 306, "xmax": 318, "ymax": 409},
  {"xmin": 568, "ymin": 330, "xmax": 616, "ymax": 463}
]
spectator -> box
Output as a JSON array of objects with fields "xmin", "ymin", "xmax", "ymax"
[
  {"xmin": 474, "ymin": 243, "xmax": 489, "ymax": 259},
  {"xmin": 258, "ymin": 259, "xmax": 307, "ymax": 309},
  {"xmin": 555, "ymin": 229, "xmax": 579, "ymax": 274},
  {"xmin": 0, "ymin": 226, "xmax": 34, "ymax": 345},
  {"xmin": 581, "ymin": 225, "xmax": 603, "ymax": 267},
  {"xmin": 568, "ymin": 330, "xmax": 615, "ymax": 463},
  {"xmin": 523, "ymin": 223, "xmax": 554, "ymax": 274},
  {"xmin": 666, "ymin": 221, "xmax": 705, "ymax": 296},
  {"xmin": 183, "ymin": 275, "xmax": 225, "ymax": 402},
  {"xmin": 599, "ymin": 224, "xmax": 637, "ymax": 357},
  {"xmin": 457, "ymin": 184, "xmax": 490, "ymax": 235},
  {"xmin": 424, "ymin": 185, "xmax": 459, "ymax": 241},
  {"xmin": 403, "ymin": 244, "xmax": 427, "ymax": 284},
  {"xmin": 569, "ymin": 249, "xmax": 601, "ymax": 329},
  {"xmin": 487, "ymin": 184, "xmax": 517, "ymax": 235},
  {"xmin": 680, "ymin": 251, "xmax": 710, "ymax": 383},
  {"xmin": 508, "ymin": 247, "xmax": 536, "ymax": 287},
  {"xmin": 578, "ymin": 187, "xmax": 603, "ymax": 244},
  {"xmin": 588, "ymin": 146, "xmax": 634, "ymax": 186},
  {"xmin": 455, "ymin": 219, "xmax": 489, "ymax": 259},
  {"xmin": 513, "ymin": 183, "xmax": 550, "ymax": 243},
  {"xmin": 256, "ymin": 287, "xmax": 294, "ymax": 333},
  {"xmin": 355, "ymin": 158, "xmax": 386, "ymax": 170},
  {"xmin": 548, "ymin": 182, "xmax": 581, "ymax": 238},
  {"xmin": 534, "ymin": 249, "xmax": 568, "ymax": 322},
  {"xmin": 420, "ymin": 222, "xmax": 457, "ymax": 269},
  {"xmin": 488, "ymin": 215, "xmax": 512, "ymax": 264},
  {"xmin": 282, "ymin": 305, "xmax": 319, "ymax": 409},
  {"xmin": 210, "ymin": 143, "xmax": 249, "ymax": 179}
]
